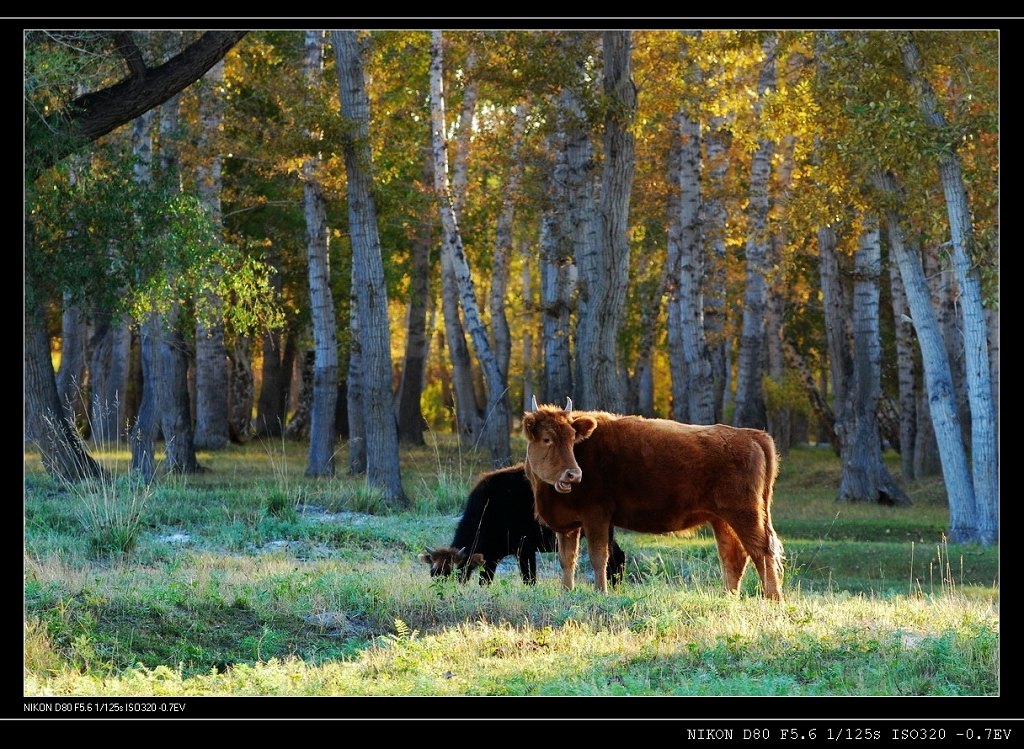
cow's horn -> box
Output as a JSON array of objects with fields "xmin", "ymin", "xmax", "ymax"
[
  {"xmin": 565, "ymin": 396, "xmax": 573, "ymax": 413},
  {"xmin": 425, "ymin": 546, "xmax": 434, "ymax": 555},
  {"xmin": 531, "ymin": 394, "xmax": 539, "ymax": 411}
]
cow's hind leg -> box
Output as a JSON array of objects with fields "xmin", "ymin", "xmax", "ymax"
[
  {"xmin": 710, "ymin": 519, "xmax": 750, "ymax": 596},
  {"xmin": 728, "ymin": 514, "xmax": 784, "ymax": 601},
  {"xmin": 556, "ymin": 529, "xmax": 581, "ymax": 591}
]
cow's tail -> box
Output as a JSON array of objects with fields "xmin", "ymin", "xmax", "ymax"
[{"xmin": 755, "ymin": 431, "xmax": 785, "ymax": 576}]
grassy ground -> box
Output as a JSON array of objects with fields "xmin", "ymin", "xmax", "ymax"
[{"xmin": 23, "ymin": 433, "xmax": 999, "ymax": 701}]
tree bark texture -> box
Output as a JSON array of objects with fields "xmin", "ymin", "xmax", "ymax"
[
  {"xmin": 836, "ymin": 222, "xmax": 909, "ymax": 505},
  {"xmin": 429, "ymin": 29, "xmax": 512, "ymax": 467},
  {"xmin": 732, "ymin": 34, "xmax": 776, "ymax": 430},
  {"xmin": 672, "ymin": 102, "xmax": 715, "ymax": 425},
  {"xmin": 901, "ymin": 33, "xmax": 997, "ymax": 543},
  {"xmin": 193, "ymin": 59, "xmax": 230, "ymax": 450},
  {"xmin": 395, "ymin": 155, "xmax": 432, "ymax": 446},
  {"xmin": 540, "ymin": 129, "xmax": 576, "ymax": 405},
  {"xmin": 56, "ymin": 296, "xmax": 88, "ymax": 429},
  {"xmin": 25, "ymin": 289, "xmax": 106, "ymax": 481},
  {"xmin": 704, "ymin": 120, "xmax": 731, "ymax": 422},
  {"xmin": 87, "ymin": 311, "xmax": 131, "ymax": 444},
  {"xmin": 888, "ymin": 248, "xmax": 918, "ymax": 481},
  {"xmin": 576, "ymin": 31, "xmax": 634, "ymax": 414},
  {"xmin": 334, "ymin": 29, "xmax": 407, "ymax": 502},
  {"xmin": 876, "ymin": 171, "xmax": 977, "ymax": 541},
  {"xmin": 488, "ymin": 102, "xmax": 527, "ymax": 388},
  {"xmin": 301, "ymin": 30, "xmax": 338, "ymax": 478}
]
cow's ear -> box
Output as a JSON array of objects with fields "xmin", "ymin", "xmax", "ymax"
[
  {"xmin": 522, "ymin": 412, "xmax": 538, "ymax": 441},
  {"xmin": 571, "ymin": 415, "xmax": 597, "ymax": 441}
]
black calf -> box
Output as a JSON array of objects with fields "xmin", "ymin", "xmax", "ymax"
[{"xmin": 420, "ymin": 464, "xmax": 626, "ymax": 586}]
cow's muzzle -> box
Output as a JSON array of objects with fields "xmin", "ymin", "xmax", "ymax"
[{"xmin": 555, "ymin": 467, "xmax": 582, "ymax": 494}]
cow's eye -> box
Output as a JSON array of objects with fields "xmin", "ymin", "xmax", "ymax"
[{"xmin": 542, "ymin": 437, "xmax": 551, "ymax": 445}]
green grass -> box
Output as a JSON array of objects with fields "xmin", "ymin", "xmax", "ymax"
[{"xmin": 23, "ymin": 437, "xmax": 999, "ymax": 697}]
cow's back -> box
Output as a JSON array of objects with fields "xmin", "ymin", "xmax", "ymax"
[{"xmin": 557, "ymin": 416, "xmax": 774, "ymax": 534}]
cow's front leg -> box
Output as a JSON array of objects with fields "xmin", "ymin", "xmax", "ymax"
[
  {"xmin": 582, "ymin": 521, "xmax": 611, "ymax": 593},
  {"xmin": 556, "ymin": 529, "xmax": 581, "ymax": 590}
]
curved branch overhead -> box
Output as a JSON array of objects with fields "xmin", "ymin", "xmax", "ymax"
[{"xmin": 30, "ymin": 30, "xmax": 249, "ymax": 176}]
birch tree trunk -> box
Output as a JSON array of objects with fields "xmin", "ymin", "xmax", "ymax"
[
  {"xmin": 576, "ymin": 30, "xmax": 634, "ymax": 414},
  {"xmin": 436, "ymin": 50, "xmax": 483, "ymax": 444},
  {"xmin": 899, "ymin": 33, "xmax": 997, "ymax": 543},
  {"xmin": 334, "ymin": 29, "xmax": 407, "ymax": 502},
  {"xmin": 733, "ymin": 34, "xmax": 776, "ymax": 429},
  {"xmin": 540, "ymin": 125, "xmax": 575, "ymax": 404},
  {"xmin": 673, "ymin": 98, "xmax": 715, "ymax": 425},
  {"xmin": 228, "ymin": 337, "xmax": 254, "ymax": 442},
  {"xmin": 488, "ymin": 102, "xmax": 527, "ymax": 389},
  {"xmin": 25, "ymin": 284, "xmax": 106, "ymax": 481},
  {"xmin": 302, "ymin": 30, "xmax": 338, "ymax": 478},
  {"xmin": 346, "ymin": 269, "xmax": 366, "ymax": 475},
  {"xmin": 154, "ymin": 71, "xmax": 200, "ymax": 474},
  {"xmin": 56, "ymin": 296, "xmax": 88, "ymax": 428},
  {"xmin": 876, "ymin": 171, "xmax": 977, "ymax": 541},
  {"xmin": 88, "ymin": 314, "xmax": 131, "ymax": 443},
  {"xmin": 193, "ymin": 59, "xmax": 230, "ymax": 450},
  {"xmin": 836, "ymin": 221, "xmax": 909, "ymax": 505},
  {"xmin": 704, "ymin": 120, "xmax": 731, "ymax": 422},
  {"xmin": 819, "ymin": 225, "xmax": 851, "ymax": 422},
  {"xmin": 888, "ymin": 249, "xmax": 918, "ymax": 482},
  {"xmin": 429, "ymin": 29, "xmax": 511, "ymax": 466},
  {"xmin": 395, "ymin": 153, "xmax": 432, "ymax": 446}
]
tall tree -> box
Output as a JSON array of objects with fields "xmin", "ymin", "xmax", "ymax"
[
  {"xmin": 301, "ymin": 30, "xmax": 338, "ymax": 478},
  {"xmin": 539, "ymin": 118, "xmax": 576, "ymax": 404},
  {"xmin": 875, "ymin": 171, "xmax": 977, "ymax": 540},
  {"xmin": 669, "ymin": 35, "xmax": 715, "ymax": 425},
  {"xmin": 898, "ymin": 32, "xmax": 997, "ymax": 543},
  {"xmin": 888, "ymin": 246, "xmax": 918, "ymax": 482},
  {"xmin": 834, "ymin": 221, "xmax": 910, "ymax": 505},
  {"xmin": 333, "ymin": 29, "xmax": 407, "ymax": 503},
  {"xmin": 25, "ymin": 29, "xmax": 247, "ymax": 482},
  {"xmin": 575, "ymin": 31, "xmax": 635, "ymax": 414},
  {"xmin": 193, "ymin": 59, "xmax": 231, "ymax": 450},
  {"xmin": 429, "ymin": 30, "xmax": 512, "ymax": 466},
  {"xmin": 154, "ymin": 73, "xmax": 200, "ymax": 474},
  {"xmin": 732, "ymin": 33, "xmax": 777, "ymax": 430},
  {"xmin": 394, "ymin": 150, "xmax": 433, "ymax": 446}
]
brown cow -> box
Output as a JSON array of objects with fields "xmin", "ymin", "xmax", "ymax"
[{"xmin": 522, "ymin": 398, "xmax": 784, "ymax": 600}]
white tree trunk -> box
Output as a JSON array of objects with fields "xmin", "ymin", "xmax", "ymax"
[
  {"xmin": 154, "ymin": 69, "xmax": 199, "ymax": 473},
  {"xmin": 488, "ymin": 102, "xmax": 527, "ymax": 386},
  {"xmin": 673, "ymin": 101, "xmax": 715, "ymax": 425},
  {"xmin": 901, "ymin": 33, "xmax": 997, "ymax": 543},
  {"xmin": 576, "ymin": 31, "xmax": 634, "ymax": 413},
  {"xmin": 429, "ymin": 29, "xmax": 511, "ymax": 466},
  {"xmin": 333, "ymin": 29, "xmax": 406, "ymax": 502},
  {"xmin": 540, "ymin": 120, "xmax": 576, "ymax": 404},
  {"xmin": 888, "ymin": 249, "xmax": 918, "ymax": 482},
  {"xmin": 733, "ymin": 34, "xmax": 776, "ymax": 429},
  {"xmin": 876, "ymin": 171, "xmax": 977, "ymax": 540},
  {"xmin": 302, "ymin": 30, "xmax": 337, "ymax": 477},
  {"xmin": 837, "ymin": 221, "xmax": 909, "ymax": 505},
  {"xmin": 704, "ymin": 119, "xmax": 731, "ymax": 422},
  {"xmin": 193, "ymin": 59, "xmax": 230, "ymax": 450}
]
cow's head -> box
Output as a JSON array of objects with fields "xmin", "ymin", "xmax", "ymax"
[
  {"xmin": 522, "ymin": 396, "xmax": 597, "ymax": 494},
  {"xmin": 418, "ymin": 546, "xmax": 486, "ymax": 582}
]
